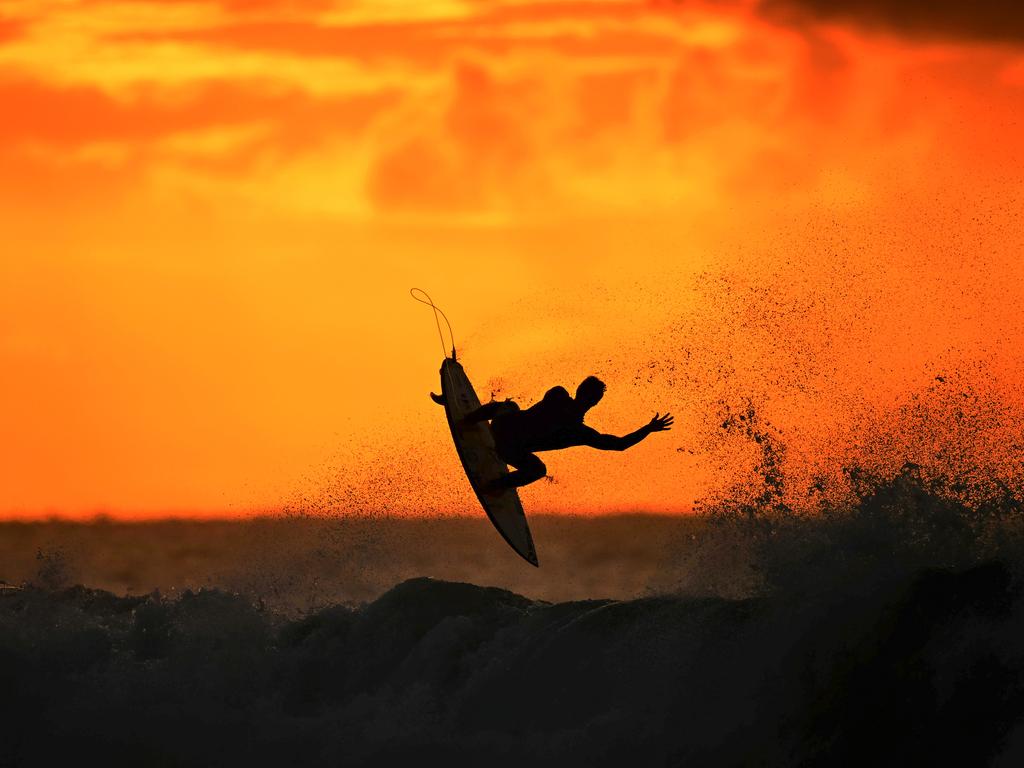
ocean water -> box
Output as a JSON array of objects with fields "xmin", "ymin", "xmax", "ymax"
[
  {"xmin": 3, "ymin": 467, "xmax": 1024, "ymax": 767},
  {"xmin": 0, "ymin": 514, "xmax": 706, "ymax": 610}
]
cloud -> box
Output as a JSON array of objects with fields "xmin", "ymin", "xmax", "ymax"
[
  {"xmin": 759, "ymin": 0, "xmax": 1024, "ymax": 43},
  {"xmin": 0, "ymin": 75, "xmax": 398, "ymax": 149},
  {"xmin": 108, "ymin": 11, "xmax": 685, "ymax": 66},
  {"xmin": 367, "ymin": 61, "xmax": 540, "ymax": 213},
  {"xmin": 0, "ymin": 73, "xmax": 402, "ymax": 213},
  {"xmin": 0, "ymin": 17, "xmax": 27, "ymax": 44}
]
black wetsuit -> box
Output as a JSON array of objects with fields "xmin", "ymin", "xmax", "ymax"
[{"xmin": 474, "ymin": 386, "xmax": 603, "ymax": 489}]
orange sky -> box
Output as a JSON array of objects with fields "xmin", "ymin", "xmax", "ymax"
[{"xmin": 1, "ymin": 0, "xmax": 1022, "ymax": 518}]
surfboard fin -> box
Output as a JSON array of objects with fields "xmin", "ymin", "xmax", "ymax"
[{"xmin": 430, "ymin": 392, "xmax": 445, "ymax": 405}]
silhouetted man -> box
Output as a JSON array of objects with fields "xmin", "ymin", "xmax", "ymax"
[{"xmin": 460, "ymin": 376, "xmax": 673, "ymax": 494}]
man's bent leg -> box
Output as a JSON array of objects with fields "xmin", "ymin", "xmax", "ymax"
[{"xmin": 491, "ymin": 452, "xmax": 546, "ymax": 491}]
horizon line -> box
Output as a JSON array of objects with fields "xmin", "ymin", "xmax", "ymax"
[{"xmin": 0, "ymin": 507, "xmax": 696, "ymax": 523}]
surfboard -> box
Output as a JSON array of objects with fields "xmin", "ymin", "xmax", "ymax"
[{"xmin": 433, "ymin": 358, "xmax": 539, "ymax": 567}]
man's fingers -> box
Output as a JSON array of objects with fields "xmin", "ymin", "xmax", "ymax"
[{"xmin": 651, "ymin": 412, "xmax": 674, "ymax": 430}]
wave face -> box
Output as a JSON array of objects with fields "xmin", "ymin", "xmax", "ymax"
[{"xmin": 4, "ymin": 493, "xmax": 1024, "ymax": 768}]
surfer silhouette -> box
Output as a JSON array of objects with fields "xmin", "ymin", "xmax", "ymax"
[{"xmin": 444, "ymin": 376, "xmax": 673, "ymax": 493}]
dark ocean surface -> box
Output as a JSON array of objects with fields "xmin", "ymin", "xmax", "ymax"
[{"xmin": 3, "ymin": 473, "xmax": 1024, "ymax": 766}]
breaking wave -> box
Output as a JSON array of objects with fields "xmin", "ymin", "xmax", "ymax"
[{"xmin": 4, "ymin": 473, "xmax": 1024, "ymax": 767}]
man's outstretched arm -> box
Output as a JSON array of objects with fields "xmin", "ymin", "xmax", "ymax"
[{"xmin": 581, "ymin": 412, "xmax": 674, "ymax": 451}]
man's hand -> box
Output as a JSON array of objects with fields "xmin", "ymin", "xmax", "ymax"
[
  {"xmin": 584, "ymin": 412, "xmax": 674, "ymax": 451},
  {"xmin": 648, "ymin": 412, "xmax": 674, "ymax": 432}
]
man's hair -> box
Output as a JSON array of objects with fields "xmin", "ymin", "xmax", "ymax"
[{"xmin": 576, "ymin": 375, "xmax": 606, "ymax": 403}]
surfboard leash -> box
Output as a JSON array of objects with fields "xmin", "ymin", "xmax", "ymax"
[{"xmin": 410, "ymin": 288, "xmax": 457, "ymax": 360}]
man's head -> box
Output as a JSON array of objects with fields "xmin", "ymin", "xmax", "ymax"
[{"xmin": 576, "ymin": 375, "xmax": 606, "ymax": 409}]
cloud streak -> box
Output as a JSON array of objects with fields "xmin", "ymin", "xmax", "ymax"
[
  {"xmin": 0, "ymin": 16, "xmax": 27, "ymax": 44},
  {"xmin": 760, "ymin": 0, "xmax": 1024, "ymax": 43}
]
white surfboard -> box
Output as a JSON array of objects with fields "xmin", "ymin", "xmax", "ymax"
[{"xmin": 434, "ymin": 358, "xmax": 539, "ymax": 567}]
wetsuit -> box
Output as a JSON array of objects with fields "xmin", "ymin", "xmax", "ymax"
[{"xmin": 468, "ymin": 386, "xmax": 603, "ymax": 490}]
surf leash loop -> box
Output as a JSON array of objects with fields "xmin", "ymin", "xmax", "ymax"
[{"xmin": 410, "ymin": 288, "xmax": 457, "ymax": 359}]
